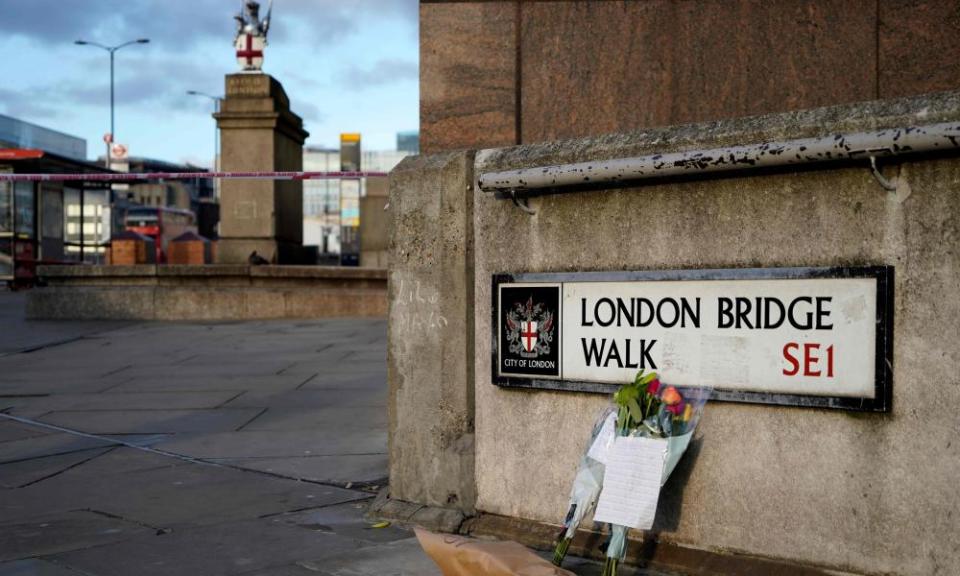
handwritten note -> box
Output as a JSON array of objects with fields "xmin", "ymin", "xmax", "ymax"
[
  {"xmin": 586, "ymin": 412, "xmax": 617, "ymax": 464},
  {"xmin": 594, "ymin": 436, "xmax": 667, "ymax": 530}
]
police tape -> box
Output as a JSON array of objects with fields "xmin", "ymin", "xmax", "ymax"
[{"xmin": 0, "ymin": 170, "xmax": 390, "ymax": 183}]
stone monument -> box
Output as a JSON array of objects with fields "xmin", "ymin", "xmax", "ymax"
[{"xmin": 216, "ymin": 2, "xmax": 309, "ymax": 264}]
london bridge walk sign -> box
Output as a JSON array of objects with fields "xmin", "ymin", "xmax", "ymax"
[{"xmin": 493, "ymin": 267, "xmax": 893, "ymax": 411}]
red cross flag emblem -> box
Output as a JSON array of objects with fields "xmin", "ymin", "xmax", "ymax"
[
  {"xmin": 520, "ymin": 321, "xmax": 539, "ymax": 353},
  {"xmin": 235, "ymin": 33, "xmax": 265, "ymax": 71}
]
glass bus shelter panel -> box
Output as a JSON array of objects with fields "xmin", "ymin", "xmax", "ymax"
[
  {"xmin": 63, "ymin": 187, "xmax": 111, "ymax": 264},
  {"xmin": 14, "ymin": 181, "xmax": 35, "ymax": 239},
  {"xmin": 40, "ymin": 184, "xmax": 64, "ymax": 261},
  {"xmin": 0, "ymin": 180, "xmax": 12, "ymax": 235}
]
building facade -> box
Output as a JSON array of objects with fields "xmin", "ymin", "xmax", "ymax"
[{"xmin": 302, "ymin": 144, "xmax": 412, "ymax": 258}]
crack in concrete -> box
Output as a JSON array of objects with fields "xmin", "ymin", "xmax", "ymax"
[
  {"xmin": 15, "ymin": 446, "xmax": 117, "ymax": 489},
  {"xmin": 235, "ymin": 407, "xmax": 269, "ymax": 431},
  {"xmin": 0, "ymin": 444, "xmax": 114, "ymax": 466},
  {"xmin": 207, "ymin": 453, "xmax": 387, "ymax": 460},
  {"xmin": 81, "ymin": 507, "xmax": 169, "ymax": 534},
  {"xmin": 101, "ymin": 365, "xmax": 133, "ymax": 377},
  {"xmin": 295, "ymin": 373, "xmax": 319, "ymax": 389},
  {"xmin": 0, "ymin": 412, "xmax": 379, "ymax": 493}
]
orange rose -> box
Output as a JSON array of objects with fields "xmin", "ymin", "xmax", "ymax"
[{"xmin": 661, "ymin": 386, "xmax": 682, "ymax": 405}]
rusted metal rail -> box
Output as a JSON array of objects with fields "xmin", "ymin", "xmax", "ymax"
[{"xmin": 478, "ymin": 122, "xmax": 960, "ymax": 193}]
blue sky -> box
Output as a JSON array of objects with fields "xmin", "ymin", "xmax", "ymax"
[{"xmin": 0, "ymin": 0, "xmax": 419, "ymax": 167}]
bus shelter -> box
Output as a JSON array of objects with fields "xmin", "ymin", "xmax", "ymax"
[{"xmin": 0, "ymin": 149, "xmax": 118, "ymax": 286}]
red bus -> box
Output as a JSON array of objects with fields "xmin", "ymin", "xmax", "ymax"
[{"xmin": 125, "ymin": 206, "xmax": 197, "ymax": 263}]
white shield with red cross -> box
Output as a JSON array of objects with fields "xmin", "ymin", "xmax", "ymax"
[
  {"xmin": 520, "ymin": 320, "xmax": 538, "ymax": 353},
  {"xmin": 236, "ymin": 33, "xmax": 265, "ymax": 71}
]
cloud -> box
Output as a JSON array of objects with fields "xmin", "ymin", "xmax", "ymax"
[
  {"xmin": 339, "ymin": 58, "xmax": 418, "ymax": 89},
  {"xmin": 0, "ymin": 0, "xmax": 416, "ymax": 49},
  {"xmin": 294, "ymin": 101, "xmax": 325, "ymax": 125},
  {"xmin": 0, "ymin": 88, "xmax": 64, "ymax": 120},
  {"xmin": 0, "ymin": 0, "xmax": 229, "ymax": 48}
]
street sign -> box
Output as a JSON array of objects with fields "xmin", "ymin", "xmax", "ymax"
[
  {"xmin": 111, "ymin": 143, "xmax": 129, "ymax": 160},
  {"xmin": 493, "ymin": 266, "xmax": 893, "ymax": 411}
]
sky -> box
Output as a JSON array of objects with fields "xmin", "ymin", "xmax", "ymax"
[{"xmin": 0, "ymin": 0, "xmax": 419, "ymax": 167}]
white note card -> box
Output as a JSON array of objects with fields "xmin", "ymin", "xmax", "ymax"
[
  {"xmin": 593, "ymin": 436, "xmax": 667, "ymax": 530},
  {"xmin": 586, "ymin": 412, "xmax": 617, "ymax": 464}
]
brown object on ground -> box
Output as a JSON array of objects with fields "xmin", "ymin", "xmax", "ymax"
[
  {"xmin": 414, "ymin": 527, "xmax": 575, "ymax": 576},
  {"xmin": 168, "ymin": 231, "xmax": 212, "ymax": 265},
  {"xmin": 109, "ymin": 231, "xmax": 154, "ymax": 265}
]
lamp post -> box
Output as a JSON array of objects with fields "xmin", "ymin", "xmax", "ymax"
[
  {"xmin": 186, "ymin": 90, "xmax": 223, "ymax": 199},
  {"xmin": 74, "ymin": 38, "xmax": 150, "ymax": 169}
]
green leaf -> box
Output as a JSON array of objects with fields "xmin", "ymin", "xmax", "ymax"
[{"xmin": 627, "ymin": 398, "xmax": 643, "ymax": 423}]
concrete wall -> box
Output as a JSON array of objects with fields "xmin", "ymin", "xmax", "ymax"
[
  {"xmin": 421, "ymin": 0, "xmax": 960, "ymax": 153},
  {"xmin": 389, "ymin": 91, "xmax": 960, "ymax": 575},
  {"xmin": 28, "ymin": 265, "xmax": 386, "ymax": 320},
  {"xmin": 388, "ymin": 153, "xmax": 476, "ymax": 513}
]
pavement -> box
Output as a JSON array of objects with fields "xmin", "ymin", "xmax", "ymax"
[
  {"xmin": 0, "ymin": 290, "xmax": 667, "ymax": 576},
  {"xmin": 0, "ymin": 289, "xmax": 444, "ymax": 576}
]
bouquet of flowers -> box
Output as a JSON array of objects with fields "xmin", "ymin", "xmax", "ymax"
[
  {"xmin": 551, "ymin": 406, "xmax": 615, "ymax": 565},
  {"xmin": 552, "ymin": 371, "xmax": 711, "ymax": 576}
]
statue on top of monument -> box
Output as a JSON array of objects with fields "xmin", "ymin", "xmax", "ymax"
[{"xmin": 234, "ymin": 0, "xmax": 272, "ymax": 72}]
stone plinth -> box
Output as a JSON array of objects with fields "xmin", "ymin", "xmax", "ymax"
[{"xmin": 215, "ymin": 73, "xmax": 309, "ymax": 264}]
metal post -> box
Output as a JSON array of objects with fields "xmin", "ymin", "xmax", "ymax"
[
  {"xmin": 79, "ymin": 187, "xmax": 85, "ymax": 263},
  {"xmin": 108, "ymin": 49, "xmax": 115, "ymax": 171}
]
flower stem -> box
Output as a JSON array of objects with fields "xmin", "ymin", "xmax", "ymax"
[
  {"xmin": 552, "ymin": 537, "xmax": 571, "ymax": 566},
  {"xmin": 601, "ymin": 557, "xmax": 618, "ymax": 576}
]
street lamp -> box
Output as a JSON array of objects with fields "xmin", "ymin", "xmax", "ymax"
[
  {"xmin": 186, "ymin": 90, "xmax": 223, "ymax": 181},
  {"xmin": 74, "ymin": 38, "xmax": 150, "ymax": 168}
]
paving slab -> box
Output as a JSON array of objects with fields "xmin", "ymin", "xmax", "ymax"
[
  {"xmin": 296, "ymin": 537, "xmax": 441, "ymax": 576},
  {"xmin": 105, "ymin": 374, "xmax": 309, "ymax": 393},
  {"xmin": 0, "ymin": 558, "xmax": 84, "ymax": 576},
  {"xmin": 4, "ymin": 391, "xmax": 240, "ymax": 415},
  {"xmin": 36, "ymin": 408, "xmax": 264, "ymax": 434},
  {"xmin": 0, "ymin": 376, "xmax": 135, "ymax": 396},
  {"xmin": 242, "ymin": 407, "xmax": 387, "ymax": 432},
  {"xmin": 0, "ymin": 298, "xmax": 397, "ymax": 574},
  {"xmin": 0, "ymin": 420, "xmax": 55, "ymax": 444},
  {"xmin": 0, "ymin": 432, "xmax": 114, "ymax": 464},
  {"xmin": 279, "ymin": 501, "xmax": 414, "ymax": 546},
  {"xmin": 0, "ymin": 447, "xmax": 370, "ymax": 527},
  {"xmin": 0, "ymin": 510, "xmax": 155, "ymax": 562},
  {"xmin": 224, "ymin": 388, "xmax": 385, "ymax": 410},
  {"xmin": 50, "ymin": 515, "xmax": 366, "ymax": 576},
  {"xmin": 0, "ymin": 292, "xmax": 130, "ymax": 356},
  {"xmin": 294, "ymin": 371, "xmax": 387, "ymax": 391},
  {"xmin": 0, "ymin": 446, "xmax": 115, "ymax": 488},
  {"xmin": 152, "ymin": 429, "xmax": 388, "ymax": 459},
  {"xmin": 234, "ymin": 565, "xmax": 323, "ymax": 576},
  {"xmin": 215, "ymin": 454, "xmax": 388, "ymax": 484}
]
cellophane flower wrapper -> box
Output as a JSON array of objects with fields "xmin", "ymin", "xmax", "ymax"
[
  {"xmin": 600, "ymin": 379, "xmax": 713, "ymax": 576},
  {"xmin": 657, "ymin": 384, "xmax": 711, "ymax": 486},
  {"xmin": 552, "ymin": 406, "xmax": 616, "ymax": 565}
]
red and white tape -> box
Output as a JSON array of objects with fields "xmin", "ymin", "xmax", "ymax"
[{"xmin": 0, "ymin": 170, "xmax": 389, "ymax": 183}]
